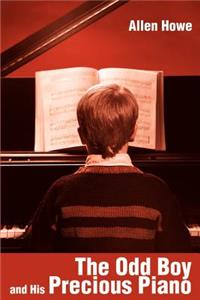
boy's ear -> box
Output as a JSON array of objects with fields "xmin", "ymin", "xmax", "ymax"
[
  {"xmin": 77, "ymin": 127, "xmax": 86, "ymax": 144},
  {"xmin": 129, "ymin": 124, "xmax": 138, "ymax": 142}
]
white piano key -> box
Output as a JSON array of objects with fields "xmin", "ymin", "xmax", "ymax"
[
  {"xmin": 13, "ymin": 226, "xmax": 26, "ymax": 238},
  {"xmin": 196, "ymin": 225, "xmax": 200, "ymax": 236},
  {"xmin": 0, "ymin": 225, "xmax": 26, "ymax": 239},
  {"xmin": 6, "ymin": 228, "xmax": 15, "ymax": 238},
  {"xmin": 0, "ymin": 226, "xmax": 8, "ymax": 238},
  {"xmin": 187, "ymin": 225, "xmax": 200, "ymax": 237}
]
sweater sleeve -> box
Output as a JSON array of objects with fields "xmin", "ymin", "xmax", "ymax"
[
  {"xmin": 23, "ymin": 179, "xmax": 62, "ymax": 252},
  {"xmin": 155, "ymin": 189, "xmax": 191, "ymax": 252}
]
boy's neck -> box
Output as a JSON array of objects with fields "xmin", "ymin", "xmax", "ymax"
[
  {"xmin": 117, "ymin": 143, "xmax": 129, "ymax": 154},
  {"xmin": 87, "ymin": 143, "xmax": 129, "ymax": 155}
]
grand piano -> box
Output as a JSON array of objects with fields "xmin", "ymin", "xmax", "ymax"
[{"xmin": 1, "ymin": 1, "xmax": 200, "ymax": 251}]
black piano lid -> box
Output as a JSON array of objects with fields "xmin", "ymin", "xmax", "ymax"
[
  {"xmin": 1, "ymin": 1, "xmax": 128, "ymax": 76},
  {"xmin": 1, "ymin": 76, "xmax": 200, "ymax": 154}
]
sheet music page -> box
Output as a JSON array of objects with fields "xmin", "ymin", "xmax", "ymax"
[
  {"xmin": 156, "ymin": 72, "xmax": 165, "ymax": 150},
  {"xmin": 35, "ymin": 67, "xmax": 99, "ymax": 151},
  {"xmin": 35, "ymin": 75, "xmax": 45, "ymax": 151},
  {"xmin": 99, "ymin": 68, "xmax": 159, "ymax": 149}
]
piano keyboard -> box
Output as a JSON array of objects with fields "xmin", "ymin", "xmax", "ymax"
[
  {"xmin": 0, "ymin": 225, "xmax": 27, "ymax": 239},
  {"xmin": 187, "ymin": 225, "xmax": 200, "ymax": 237},
  {"xmin": 0, "ymin": 225, "xmax": 200, "ymax": 238}
]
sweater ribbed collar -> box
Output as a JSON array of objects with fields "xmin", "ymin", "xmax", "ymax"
[
  {"xmin": 85, "ymin": 154, "xmax": 133, "ymax": 167},
  {"xmin": 75, "ymin": 154, "xmax": 143, "ymax": 174}
]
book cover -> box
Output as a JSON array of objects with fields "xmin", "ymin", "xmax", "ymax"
[{"xmin": 1, "ymin": 1, "xmax": 200, "ymax": 299}]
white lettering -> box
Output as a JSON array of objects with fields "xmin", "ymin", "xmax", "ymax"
[
  {"xmin": 49, "ymin": 276, "xmax": 61, "ymax": 294},
  {"xmin": 158, "ymin": 258, "xmax": 191, "ymax": 279},
  {"xmin": 162, "ymin": 20, "xmax": 192, "ymax": 31},
  {"xmin": 138, "ymin": 276, "xmax": 150, "ymax": 293}
]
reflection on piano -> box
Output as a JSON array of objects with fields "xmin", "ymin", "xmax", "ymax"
[{"xmin": 1, "ymin": 1, "xmax": 200, "ymax": 252}]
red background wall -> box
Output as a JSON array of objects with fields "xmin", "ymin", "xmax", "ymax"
[{"xmin": 1, "ymin": 0, "xmax": 200, "ymax": 77}]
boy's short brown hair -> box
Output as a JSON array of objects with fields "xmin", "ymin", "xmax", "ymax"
[{"xmin": 77, "ymin": 84, "xmax": 138, "ymax": 158}]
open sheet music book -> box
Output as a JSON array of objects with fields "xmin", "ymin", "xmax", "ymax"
[{"xmin": 35, "ymin": 67, "xmax": 165, "ymax": 152}]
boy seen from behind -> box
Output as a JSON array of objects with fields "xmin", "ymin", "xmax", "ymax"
[{"xmin": 27, "ymin": 84, "xmax": 190, "ymax": 252}]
